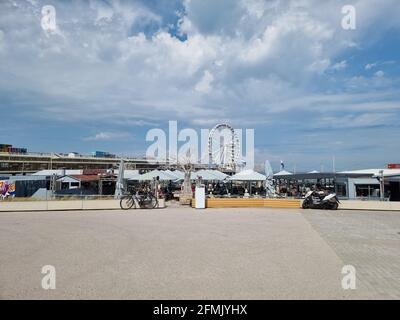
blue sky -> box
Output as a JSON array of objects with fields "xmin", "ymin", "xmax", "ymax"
[{"xmin": 0, "ymin": 0, "xmax": 399, "ymax": 172}]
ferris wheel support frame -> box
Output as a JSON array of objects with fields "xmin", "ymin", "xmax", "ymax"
[{"xmin": 208, "ymin": 123, "xmax": 238, "ymax": 170}]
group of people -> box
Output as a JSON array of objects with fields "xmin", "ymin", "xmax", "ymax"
[
  {"xmin": 189, "ymin": 182, "xmax": 267, "ymax": 197},
  {"xmin": 128, "ymin": 178, "xmax": 336, "ymax": 201}
]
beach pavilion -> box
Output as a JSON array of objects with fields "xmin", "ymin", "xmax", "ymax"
[{"xmin": 228, "ymin": 169, "xmax": 267, "ymax": 196}]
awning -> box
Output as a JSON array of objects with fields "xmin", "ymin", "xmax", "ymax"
[{"xmin": 351, "ymin": 178, "xmax": 380, "ymax": 185}]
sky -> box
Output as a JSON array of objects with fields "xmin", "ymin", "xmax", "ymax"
[{"xmin": 0, "ymin": 0, "xmax": 399, "ymax": 172}]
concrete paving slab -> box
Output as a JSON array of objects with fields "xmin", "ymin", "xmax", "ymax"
[{"xmin": 0, "ymin": 208, "xmax": 392, "ymax": 299}]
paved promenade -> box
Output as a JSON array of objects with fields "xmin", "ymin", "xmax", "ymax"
[
  {"xmin": 0, "ymin": 208, "xmax": 398, "ymax": 299},
  {"xmin": 303, "ymin": 210, "xmax": 400, "ymax": 299},
  {"xmin": 1, "ymin": 199, "xmax": 400, "ymax": 212}
]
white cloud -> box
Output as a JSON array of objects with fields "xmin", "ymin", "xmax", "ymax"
[
  {"xmin": 307, "ymin": 59, "xmax": 331, "ymax": 74},
  {"xmin": 365, "ymin": 63, "xmax": 377, "ymax": 70},
  {"xmin": 0, "ymin": 0, "xmax": 399, "ymax": 168},
  {"xmin": 318, "ymin": 112, "xmax": 395, "ymax": 129},
  {"xmin": 331, "ymin": 60, "xmax": 347, "ymax": 71},
  {"xmin": 84, "ymin": 132, "xmax": 131, "ymax": 141},
  {"xmin": 0, "ymin": 0, "xmax": 399, "ymax": 132},
  {"xmin": 240, "ymin": 0, "xmax": 266, "ymax": 19},
  {"xmin": 0, "ymin": 29, "xmax": 5, "ymax": 53},
  {"xmin": 195, "ymin": 70, "xmax": 214, "ymax": 93}
]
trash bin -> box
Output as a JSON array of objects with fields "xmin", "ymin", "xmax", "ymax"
[
  {"xmin": 158, "ymin": 198, "xmax": 166, "ymax": 208},
  {"xmin": 195, "ymin": 186, "xmax": 206, "ymax": 209}
]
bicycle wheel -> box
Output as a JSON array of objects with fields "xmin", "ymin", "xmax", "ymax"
[
  {"xmin": 120, "ymin": 196, "xmax": 135, "ymax": 210},
  {"xmin": 142, "ymin": 194, "xmax": 158, "ymax": 209}
]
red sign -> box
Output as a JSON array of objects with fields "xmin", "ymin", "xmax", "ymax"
[{"xmin": 388, "ymin": 164, "xmax": 400, "ymax": 169}]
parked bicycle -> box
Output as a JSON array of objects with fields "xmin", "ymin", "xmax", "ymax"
[{"xmin": 120, "ymin": 188, "xmax": 158, "ymax": 210}]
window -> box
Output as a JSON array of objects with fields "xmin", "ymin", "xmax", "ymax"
[
  {"xmin": 355, "ymin": 184, "xmax": 380, "ymax": 199},
  {"xmin": 336, "ymin": 184, "xmax": 347, "ymax": 197}
]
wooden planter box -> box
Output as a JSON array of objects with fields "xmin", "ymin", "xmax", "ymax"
[{"xmin": 191, "ymin": 198, "xmax": 301, "ymax": 209}]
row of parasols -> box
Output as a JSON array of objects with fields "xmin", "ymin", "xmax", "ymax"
[{"xmin": 124, "ymin": 169, "xmax": 288, "ymax": 182}]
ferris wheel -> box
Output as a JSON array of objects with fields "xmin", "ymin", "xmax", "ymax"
[{"xmin": 208, "ymin": 123, "xmax": 240, "ymax": 170}]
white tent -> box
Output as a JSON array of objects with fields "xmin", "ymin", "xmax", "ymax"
[
  {"xmin": 207, "ymin": 170, "xmax": 228, "ymax": 180},
  {"xmin": 135, "ymin": 170, "xmax": 177, "ymax": 181},
  {"xmin": 228, "ymin": 169, "xmax": 266, "ymax": 181},
  {"xmin": 114, "ymin": 169, "xmax": 141, "ymax": 180},
  {"xmin": 124, "ymin": 170, "xmax": 140, "ymax": 180},
  {"xmin": 308, "ymin": 170, "xmax": 320, "ymax": 174},
  {"xmin": 190, "ymin": 169, "xmax": 228, "ymax": 181},
  {"xmin": 273, "ymin": 170, "xmax": 293, "ymax": 176},
  {"xmin": 164, "ymin": 170, "xmax": 185, "ymax": 180}
]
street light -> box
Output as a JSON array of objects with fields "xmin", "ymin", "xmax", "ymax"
[{"xmin": 379, "ymin": 170, "xmax": 385, "ymax": 201}]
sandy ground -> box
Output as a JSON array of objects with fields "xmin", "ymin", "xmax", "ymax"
[{"xmin": 0, "ymin": 207, "xmax": 398, "ymax": 299}]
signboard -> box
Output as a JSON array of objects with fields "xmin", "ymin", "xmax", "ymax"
[
  {"xmin": 388, "ymin": 164, "xmax": 400, "ymax": 169},
  {"xmin": 0, "ymin": 180, "xmax": 16, "ymax": 199}
]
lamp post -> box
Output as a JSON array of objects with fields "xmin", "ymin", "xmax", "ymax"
[{"xmin": 379, "ymin": 170, "xmax": 385, "ymax": 201}]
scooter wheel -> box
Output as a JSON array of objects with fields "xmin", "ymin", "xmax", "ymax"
[
  {"xmin": 331, "ymin": 202, "xmax": 339, "ymax": 210},
  {"xmin": 302, "ymin": 201, "xmax": 309, "ymax": 209}
]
